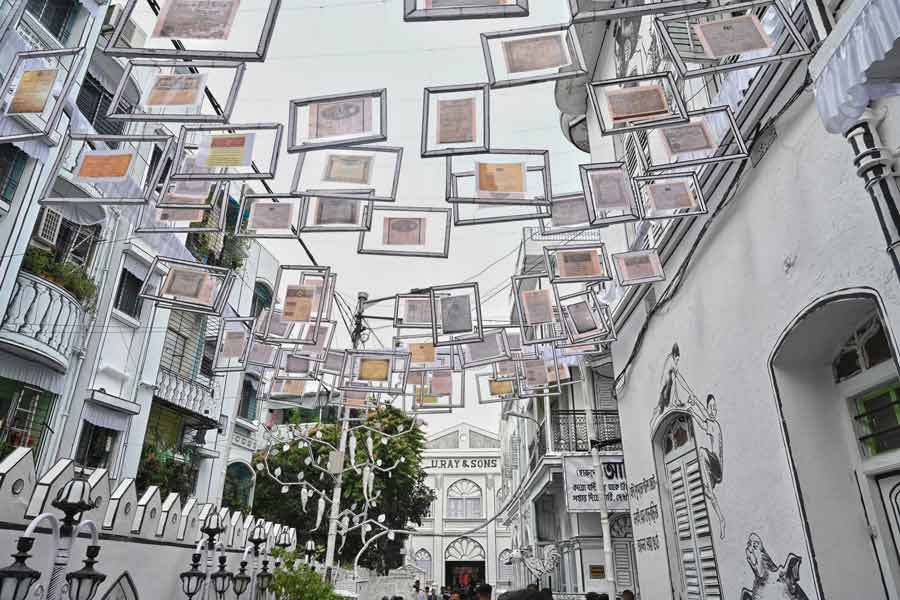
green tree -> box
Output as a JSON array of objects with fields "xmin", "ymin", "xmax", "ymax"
[
  {"xmin": 252, "ymin": 406, "xmax": 435, "ymax": 573},
  {"xmin": 270, "ymin": 549, "xmax": 340, "ymax": 600}
]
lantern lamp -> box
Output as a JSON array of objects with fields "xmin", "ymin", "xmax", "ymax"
[
  {"xmin": 65, "ymin": 545, "xmax": 106, "ymax": 600},
  {"xmin": 232, "ymin": 561, "xmax": 251, "ymax": 598},
  {"xmin": 209, "ymin": 555, "xmax": 232, "ymax": 600},
  {"xmin": 256, "ymin": 560, "xmax": 273, "ymax": 593},
  {"xmin": 179, "ymin": 553, "xmax": 206, "ymax": 599},
  {"xmin": 0, "ymin": 537, "xmax": 40, "ymax": 600}
]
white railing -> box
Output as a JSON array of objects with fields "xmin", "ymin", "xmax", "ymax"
[
  {"xmin": 155, "ymin": 367, "xmax": 217, "ymax": 420},
  {"xmin": 0, "ymin": 272, "xmax": 84, "ymax": 371}
]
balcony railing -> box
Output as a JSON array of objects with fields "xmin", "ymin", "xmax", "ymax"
[
  {"xmin": 0, "ymin": 272, "xmax": 84, "ymax": 371},
  {"xmin": 551, "ymin": 410, "xmax": 622, "ymax": 452},
  {"xmin": 155, "ymin": 367, "xmax": 216, "ymax": 422}
]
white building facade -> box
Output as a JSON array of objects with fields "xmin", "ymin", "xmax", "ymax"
[{"xmin": 409, "ymin": 424, "xmax": 513, "ymax": 592}]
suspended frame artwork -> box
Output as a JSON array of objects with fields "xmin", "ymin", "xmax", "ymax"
[
  {"xmin": 567, "ymin": 0, "xmax": 708, "ymax": 22},
  {"xmin": 291, "ymin": 145, "xmax": 403, "ymax": 203},
  {"xmin": 543, "ymin": 242, "xmax": 613, "ymax": 285},
  {"xmin": 538, "ymin": 192, "xmax": 595, "ymax": 236},
  {"xmin": 40, "ymin": 134, "xmax": 174, "ymax": 207},
  {"xmin": 211, "ymin": 316, "xmax": 256, "ymax": 373},
  {"xmin": 156, "ymin": 156, "xmax": 226, "ymax": 210},
  {"xmin": 446, "ymin": 150, "xmax": 551, "ymax": 206},
  {"xmin": 236, "ymin": 192, "xmax": 304, "ymax": 240},
  {"xmin": 139, "ymin": 257, "xmax": 235, "ymax": 316},
  {"xmin": 135, "ymin": 183, "xmax": 230, "ymax": 234},
  {"xmin": 654, "ymin": 0, "xmax": 811, "ymax": 80},
  {"xmin": 339, "ymin": 349, "xmax": 410, "ymax": 397},
  {"xmin": 611, "ymin": 249, "xmax": 666, "ymax": 286},
  {"xmin": 0, "ymin": 46, "xmax": 86, "ymax": 144},
  {"xmin": 511, "ymin": 274, "xmax": 567, "ymax": 346},
  {"xmin": 552, "ymin": 288, "xmax": 615, "ymax": 345},
  {"xmin": 451, "ymin": 198, "xmax": 551, "ymax": 227},
  {"xmin": 268, "ymin": 265, "xmax": 332, "ymax": 343},
  {"xmin": 475, "ymin": 371, "xmax": 517, "ymax": 404},
  {"xmin": 578, "ymin": 161, "xmax": 642, "ymax": 226},
  {"xmin": 104, "ymin": 0, "xmax": 283, "ymax": 62},
  {"xmin": 357, "ymin": 206, "xmax": 452, "ymax": 258},
  {"xmin": 107, "ymin": 59, "xmax": 245, "ymax": 124},
  {"xmin": 406, "ymin": 368, "xmax": 464, "ymax": 413},
  {"xmin": 288, "ymin": 89, "xmax": 387, "ymax": 153},
  {"xmin": 172, "ymin": 123, "xmax": 284, "ymax": 180},
  {"xmin": 457, "ymin": 328, "xmax": 511, "ymax": 369},
  {"xmin": 421, "ymin": 83, "xmax": 490, "ymax": 158},
  {"xmin": 636, "ymin": 105, "xmax": 749, "ymax": 172},
  {"xmin": 482, "ymin": 23, "xmax": 587, "ymax": 89},
  {"xmin": 633, "ymin": 171, "xmax": 707, "ymax": 221},
  {"xmin": 394, "ymin": 293, "xmax": 438, "ymax": 330},
  {"xmin": 430, "ymin": 283, "xmax": 484, "ymax": 347},
  {"xmin": 404, "ymin": 0, "xmax": 528, "ymax": 22},
  {"xmin": 588, "ymin": 72, "xmax": 689, "ymax": 136},
  {"xmin": 300, "ymin": 190, "xmax": 375, "ymax": 234}
]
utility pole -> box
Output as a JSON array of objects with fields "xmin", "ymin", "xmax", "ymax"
[
  {"xmin": 324, "ymin": 291, "xmax": 369, "ymax": 580},
  {"xmin": 579, "ymin": 357, "xmax": 616, "ymax": 596}
]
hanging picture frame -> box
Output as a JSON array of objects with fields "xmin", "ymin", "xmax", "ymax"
[
  {"xmin": 357, "ymin": 206, "xmax": 452, "ymax": 258},
  {"xmin": 294, "ymin": 320, "xmax": 336, "ymax": 362},
  {"xmin": 515, "ymin": 355, "xmax": 562, "ymax": 398},
  {"xmin": 405, "ymin": 368, "xmax": 464, "ymax": 411},
  {"xmin": 235, "ymin": 191, "xmax": 304, "ymax": 240},
  {"xmin": 578, "ymin": 161, "xmax": 642, "ymax": 226},
  {"xmin": 288, "ymin": 89, "xmax": 387, "ymax": 153},
  {"xmin": 246, "ymin": 336, "xmax": 281, "ymax": 370},
  {"xmin": 40, "ymin": 134, "xmax": 174, "ymax": 207},
  {"xmin": 134, "ymin": 183, "xmax": 229, "ymax": 234},
  {"xmin": 106, "ymin": 59, "xmax": 245, "ymax": 124},
  {"xmin": 299, "ymin": 190, "xmax": 375, "ymax": 234},
  {"xmin": 588, "ymin": 72, "xmax": 689, "ymax": 136},
  {"xmin": 543, "ymin": 242, "xmax": 613, "ymax": 285},
  {"xmin": 291, "ymin": 145, "xmax": 403, "ymax": 203},
  {"xmin": 633, "ymin": 171, "xmax": 707, "ymax": 221},
  {"xmin": 171, "ymin": 123, "xmax": 283, "ymax": 181},
  {"xmin": 339, "ymin": 349, "xmax": 409, "ymax": 396},
  {"xmin": 568, "ymin": 0, "xmax": 708, "ymax": 22},
  {"xmin": 0, "ymin": 46, "xmax": 86, "ymax": 145},
  {"xmin": 394, "ymin": 293, "xmax": 439, "ymax": 330},
  {"xmin": 451, "ymin": 198, "xmax": 551, "ymax": 227},
  {"xmin": 394, "ymin": 333, "xmax": 459, "ymax": 371},
  {"xmin": 429, "ymin": 283, "xmax": 484, "ymax": 347},
  {"xmin": 511, "ymin": 274, "xmax": 567, "ymax": 346},
  {"xmin": 654, "ymin": 0, "xmax": 811, "ymax": 80},
  {"xmin": 421, "ymin": 83, "xmax": 490, "ymax": 158},
  {"xmin": 537, "ymin": 192, "xmax": 596, "ymax": 236},
  {"xmin": 446, "ymin": 150, "xmax": 551, "ymax": 206},
  {"xmin": 404, "ymin": 0, "xmax": 528, "ymax": 21},
  {"xmin": 274, "ymin": 349, "xmax": 319, "ymax": 381},
  {"xmin": 611, "ymin": 249, "xmax": 666, "ymax": 286},
  {"xmin": 267, "ymin": 265, "xmax": 332, "ymax": 343},
  {"xmin": 482, "ymin": 23, "xmax": 587, "ymax": 89},
  {"xmin": 637, "ymin": 105, "xmax": 749, "ymax": 172},
  {"xmin": 211, "ymin": 316, "xmax": 256, "ymax": 373},
  {"xmin": 475, "ymin": 371, "xmax": 518, "ymax": 404},
  {"xmin": 139, "ymin": 257, "xmax": 235, "ymax": 316},
  {"xmin": 552, "ymin": 288, "xmax": 616, "ymax": 345},
  {"xmin": 104, "ymin": 0, "xmax": 282, "ymax": 63},
  {"xmin": 457, "ymin": 328, "xmax": 510, "ymax": 369}
]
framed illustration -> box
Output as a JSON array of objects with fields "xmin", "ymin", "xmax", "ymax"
[
  {"xmin": 235, "ymin": 192, "xmax": 304, "ymax": 239},
  {"xmin": 406, "ymin": 369, "xmax": 464, "ymax": 411},
  {"xmin": 633, "ymin": 171, "xmax": 707, "ymax": 221},
  {"xmin": 394, "ymin": 294, "xmax": 439, "ymax": 330},
  {"xmin": 451, "ymin": 195, "xmax": 551, "ymax": 226},
  {"xmin": 482, "ymin": 23, "xmax": 587, "ymax": 89},
  {"xmin": 139, "ymin": 257, "xmax": 235, "ymax": 316},
  {"xmin": 339, "ymin": 350, "xmax": 409, "ymax": 396},
  {"xmin": 655, "ymin": 0, "xmax": 810, "ymax": 79},
  {"xmin": 446, "ymin": 150, "xmax": 551, "ymax": 206},
  {"xmin": 421, "ymin": 83, "xmax": 490, "ymax": 157},
  {"xmin": 476, "ymin": 371, "xmax": 518, "ymax": 404},
  {"xmin": 543, "ymin": 242, "xmax": 613, "ymax": 284},
  {"xmin": 274, "ymin": 349, "xmax": 319, "ymax": 381},
  {"xmin": 552, "ymin": 289, "xmax": 615, "ymax": 344},
  {"xmin": 155, "ymin": 155, "xmax": 226, "ymax": 210},
  {"xmin": 134, "ymin": 184, "xmax": 229, "ymax": 234},
  {"xmin": 246, "ymin": 336, "xmax": 281, "ymax": 370},
  {"xmin": 515, "ymin": 356, "xmax": 562, "ymax": 398},
  {"xmin": 568, "ymin": 0, "xmax": 708, "ymax": 22},
  {"xmin": 538, "ymin": 192, "xmax": 595, "ymax": 236},
  {"xmin": 588, "ymin": 72, "xmax": 689, "ymax": 136},
  {"xmin": 171, "ymin": 123, "xmax": 283, "ymax": 181},
  {"xmin": 611, "ymin": 249, "xmax": 666, "ymax": 286},
  {"xmin": 430, "ymin": 283, "xmax": 483, "ymax": 347},
  {"xmin": 292, "ymin": 145, "xmax": 403, "ymax": 203},
  {"xmin": 578, "ymin": 161, "xmax": 642, "ymax": 226},
  {"xmin": 358, "ymin": 206, "xmax": 451, "ymax": 258},
  {"xmin": 638, "ymin": 105, "xmax": 749, "ymax": 172},
  {"xmin": 457, "ymin": 329, "xmax": 510, "ymax": 369},
  {"xmin": 40, "ymin": 134, "xmax": 174, "ymax": 207},
  {"xmin": 511, "ymin": 274, "xmax": 566, "ymax": 346},
  {"xmin": 288, "ymin": 89, "xmax": 387, "ymax": 152},
  {"xmin": 299, "ymin": 190, "xmax": 375, "ymax": 233},
  {"xmin": 268, "ymin": 265, "xmax": 332, "ymax": 342},
  {"xmin": 294, "ymin": 320, "xmax": 336, "ymax": 362},
  {"xmin": 211, "ymin": 316, "xmax": 256, "ymax": 373},
  {"xmin": 104, "ymin": 0, "xmax": 282, "ymax": 62},
  {"xmin": 107, "ymin": 59, "xmax": 245, "ymax": 123},
  {"xmin": 255, "ymin": 307, "xmax": 296, "ymax": 343},
  {"xmin": 395, "ymin": 333, "xmax": 460, "ymax": 371},
  {"xmin": 404, "ymin": 0, "xmax": 528, "ymax": 21}
]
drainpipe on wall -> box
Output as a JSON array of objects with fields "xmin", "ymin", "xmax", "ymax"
[
  {"xmin": 844, "ymin": 107, "xmax": 900, "ymax": 281},
  {"xmin": 579, "ymin": 359, "xmax": 616, "ymax": 596}
]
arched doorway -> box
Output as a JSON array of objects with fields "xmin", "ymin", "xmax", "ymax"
[
  {"xmin": 223, "ymin": 461, "xmax": 255, "ymax": 511},
  {"xmin": 770, "ymin": 289, "xmax": 900, "ymax": 598},
  {"xmin": 445, "ymin": 537, "xmax": 486, "ymax": 590}
]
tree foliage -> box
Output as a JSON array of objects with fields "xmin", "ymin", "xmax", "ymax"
[
  {"xmin": 270, "ymin": 550, "xmax": 340, "ymax": 600},
  {"xmin": 252, "ymin": 406, "xmax": 435, "ymax": 573}
]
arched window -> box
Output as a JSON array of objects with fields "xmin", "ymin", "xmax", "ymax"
[
  {"xmin": 251, "ymin": 281, "xmax": 273, "ymax": 318},
  {"xmin": 497, "ymin": 549, "xmax": 513, "ymax": 584},
  {"xmin": 414, "ymin": 549, "xmax": 432, "ymax": 581},
  {"xmin": 223, "ymin": 462, "xmax": 255, "ymax": 510},
  {"xmin": 446, "ymin": 479, "xmax": 482, "ymax": 519},
  {"xmin": 445, "ymin": 537, "xmax": 485, "ymax": 561},
  {"xmin": 656, "ymin": 414, "xmax": 721, "ymax": 599}
]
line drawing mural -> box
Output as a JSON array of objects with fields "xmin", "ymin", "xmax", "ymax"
[
  {"xmin": 653, "ymin": 342, "xmax": 726, "ymax": 539},
  {"xmin": 741, "ymin": 532, "xmax": 810, "ymax": 600}
]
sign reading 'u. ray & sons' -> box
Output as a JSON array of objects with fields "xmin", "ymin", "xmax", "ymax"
[{"xmin": 425, "ymin": 457, "xmax": 499, "ymax": 471}]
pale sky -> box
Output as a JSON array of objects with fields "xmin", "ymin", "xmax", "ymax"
[{"xmin": 126, "ymin": 0, "xmax": 591, "ymax": 434}]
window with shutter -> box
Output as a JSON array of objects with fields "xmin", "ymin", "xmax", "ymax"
[
  {"xmin": 36, "ymin": 208, "xmax": 61, "ymax": 244},
  {"xmin": 661, "ymin": 415, "xmax": 722, "ymax": 600}
]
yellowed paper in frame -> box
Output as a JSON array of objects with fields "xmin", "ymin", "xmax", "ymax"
[
  {"xmin": 557, "ymin": 250, "xmax": 604, "ymax": 278},
  {"xmin": 8, "ymin": 68, "xmax": 57, "ymax": 115},
  {"xmin": 489, "ymin": 379, "xmax": 514, "ymax": 396},
  {"xmin": 409, "ymin": 342, "xmax": 436, "ymax": 364},
  {"xmin": 358, "ymin": 358, "xmax": 390, "ymax": 382}
]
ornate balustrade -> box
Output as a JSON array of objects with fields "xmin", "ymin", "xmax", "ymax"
[{"xmin": 155, "ymin": 367, "xmax": 217, "ymax": 422}]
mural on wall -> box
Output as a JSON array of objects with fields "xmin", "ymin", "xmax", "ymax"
[
  {"xmin": 652, "ymin": 343, "xmax": 726, "ymax": 539},
  {"xmin": 741, "ymin": 533, "xmax": 810, "ymax": 600}
]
